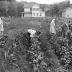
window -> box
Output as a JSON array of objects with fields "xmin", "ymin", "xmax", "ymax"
[
  {"xmin": 67, "ymin": 15, "xmax": 69, "ymax": 17},
  {"xmin": 37, "ymin": 13, "xmax": 38, "ymax": 16},
  {"xmin": 40, "ymin": 13, "xmax": 41, "ymax": 16},
  {"xmin": 33, "ymin": 8, "xmax": 39, "ymax": 11},
  {"xmin": 34, "ymin": 13, "xmax": 35, "ymax": 16},
  {"xmin": 30, "ymin": 8, "xmax": 32, "ymax": 11},
  {"xmin": 22, "ymin": 13, "xmax": 24, "ymax": 17}
]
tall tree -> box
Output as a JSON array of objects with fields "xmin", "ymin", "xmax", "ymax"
[
  {"xmin": 0, "ymin": 1, "xmax": 9, "ymax": 16},
  {"xmin": 0, "ymin": 0, "xmax": 15, "ymax": 1},
  {"xmin": 17, "ymin": 3, "xmax": 24, "ymax": 17},
  {"xmin": 46, "ymin": 0, "xmax": 70, "ymax": 17},
  {"xmin": 7, "ymin": 2, "xmax": 17, "ymax": 17}
]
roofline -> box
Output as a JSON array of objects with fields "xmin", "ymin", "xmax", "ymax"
[{"xmin": 23, "ymin": 4, "xmax": 40, "ymax": 8}]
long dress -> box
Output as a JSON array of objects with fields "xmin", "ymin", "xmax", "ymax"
[
  {"xmin": 0, "ymin": 18, "xmax": 4, "ymax": 35},
  {"xmin": 50, "ymin": 19, "xmax": 56, "ymax": 34}
]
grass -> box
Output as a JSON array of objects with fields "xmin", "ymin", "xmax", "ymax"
[
  {"xmin": 2, "ymin": 17, "xmax": 72, "ymax": 72},
  {"xmin": 3, "ymin": 17, "xmax": 45, "ymax": 37},
  {"xmin": 3, "ymin": 17, "xmax": 72, "ymax": 39}
]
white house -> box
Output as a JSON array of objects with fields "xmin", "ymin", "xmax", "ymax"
[
  {"xmin": 21, "ymin": 3, "xmax": 45, "ymax": 18},
  {"xmin": 62, "ymin": 7, "xmax": 72, "ymax": 18}
]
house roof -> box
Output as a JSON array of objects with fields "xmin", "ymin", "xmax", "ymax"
[
  {"xmin": 24, "ymin": 3, "xmax": 39, "ymax": 8},
  {"xmin": 24, "ymin": 3, "xmax": 34, "ymax": 8},
  {"xmin": 23, "ymin": 2, "xmax": 45, "ymax": 12}
]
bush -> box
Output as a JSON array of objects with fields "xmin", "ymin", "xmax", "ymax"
[{"xmin": 0, "ymin": 29, "xmax": 72, "ymax": 72}]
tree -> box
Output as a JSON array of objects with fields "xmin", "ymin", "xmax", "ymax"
[
  {"xmin": 0, "ymin": 0, "xmax": 24, "ymax": 17},
  {"xmin": 0, "ymin": 0, "xmax": 15, "ymax": 1},
  {"xmin": 49, "ymin": 5, "xmax": 60, "ymax": 17},
  {"xmin": 17, "ymin": 3, "xmax": 24, "ymax": 17},
  {"xmin": 7, "ymin": 2, "xmax": 17, "ymax": 17},
  {"xmin": 0, "ymin": 8, "xmax": 7, "ymax": 16},
  {"xmin": 46, "ymin": 0, "xmax": 70, "ymax": 17},
  {"xmin": 0, "ymin": 1, "xmax": 9, "ymax": 16}
]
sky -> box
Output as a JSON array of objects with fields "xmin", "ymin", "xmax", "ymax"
[{"xmin": 16, "ymin": 0, "xmax": 72, "ymax": 4}]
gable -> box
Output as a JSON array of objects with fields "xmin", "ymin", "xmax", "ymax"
[
  {"xmin": 24, "ymin": 3, "xmax": 34, "ymax": 8},
  {"xmin": 32, "ymin": 4, "xmax": 40, "ymax": 9}
]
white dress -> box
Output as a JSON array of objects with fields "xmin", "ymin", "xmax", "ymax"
[
  {"xmin": 50, "ymin": 19, "xmax": 56, "ymax": 34},
  {"xmin": 0, "ymin": 18, "xmax": 4, "ymax": 32}
]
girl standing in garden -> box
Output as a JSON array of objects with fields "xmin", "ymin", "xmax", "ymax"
[
  {"xmin": 50, "ymin": 18, "xmax": 56, "ymax": 35},
  {"xmin": 0, "ymin": 17, "xmax": 4, "ymax": 36}
]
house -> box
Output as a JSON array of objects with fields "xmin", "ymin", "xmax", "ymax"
[
  {"xmin": 21, "ymin": 3, "xmax": 45, "ymax": 18},
  {"xmin": 62, "ymin": 7, "xmax": 72, "ymax": 18}
]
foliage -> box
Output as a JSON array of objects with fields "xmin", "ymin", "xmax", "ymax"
[
  {"xmin": 47, "ymin": 5, "xmax": 60, "ymax": 17},
  {"xmin": 46, "ymin": 1, "xmax": 70, "ymax": 17},
  {"xmin": 0, "ymin": 1, "xmax": 23, "ymax": 17},
  {"xmin": 7, "ymin": 2, "xmax": 17, "ymax": 17},
  {"xmin": 0, "ymin": 31, "xmax": 57, "ymax": 72},
  {"xmin": 17, "ymin": 3, "xmax": 24, "ymax": 17},
  {"xmin": 1, "ymin": 24, "xmax": 72, "ymax": 72}
]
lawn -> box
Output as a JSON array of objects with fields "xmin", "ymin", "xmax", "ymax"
[
  {"xmin": 4, "ymin": 17, "xmax": 72, "ymax": 35},
  {"xmin": 3, "ymin": 17, "xmax": 47, "ymax": 39},
  {"xmin": 4, "ymin": 18, "xmax": 43, "ymax": 33}
]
